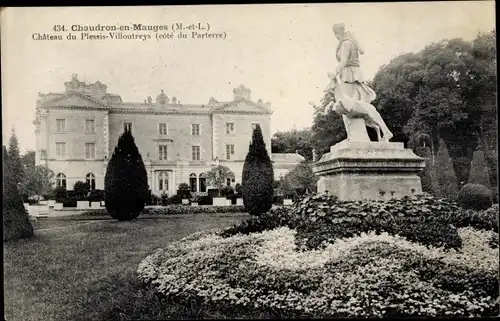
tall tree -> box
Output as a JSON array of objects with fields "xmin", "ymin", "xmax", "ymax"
[
  {"xmin": 271, "ymin": 128, "xmax": 314, "ymax": 161},
  {"xmin": 310, "ymin": 89, "xmax": 347, "ymax": 160},
  {"xmin": 242, "ymin": 124, "xmax": 274, "ymax": 216},
  {"xmin": 8, "ymin": 128, "xmax": 24, "ymax": 186},
  {"xmin": 371, "ymin": 30, "xmax": 497, "ymax": 185},
  {"xmin": 283, "ymin": 161, "xmax": 318, "ymax": 195},
  {"xmin": 21, "ymin": 150, "xmax": 36, "ymax": 168},
  {"xmin": 3, "ymin": 145, "xmax": 34, "ymax": 241},
  {"xmin": 104, "ymin": 127, "xmax": 148, "ymax": 221},
  {"xmin": 18, "ymin": 165, "xmax": 54, "ymax": 201}
]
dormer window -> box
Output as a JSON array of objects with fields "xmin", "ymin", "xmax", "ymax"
[{"xmin": 156, "ymin": 90, "xmax": 169, "ymax": 105}]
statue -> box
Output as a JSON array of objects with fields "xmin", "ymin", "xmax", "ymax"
[
  {"xmin": 325, "ymin": 75, "xmax": 393, "ymax": 141},
  {"xmin": 323, "ymin": 23, "xmax": 393, "ymax": 142}
]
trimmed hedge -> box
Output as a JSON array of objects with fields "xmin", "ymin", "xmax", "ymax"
[
  {"xmin": 80, "ymin": 205, "xmax": 246, "ymax": 217},
  {"xmin": 222, "ymin": 194, "xmax": 468, "ymax": 250},
  {"xmin": 104, "ymin": 127, "xmax": 149, "ymax": 220},
  {"xmin": 242, "ymin": 124, "xmax": 274, "ymax": 216},
  {"xmin": 449, "ymin": 204, "xmax": 498, "ymax": 231},
  {"xmin": 457, "ymin": 183, "xmax": 493, "ymax": 210}
]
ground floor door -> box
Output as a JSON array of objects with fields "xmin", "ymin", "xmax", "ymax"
[{"xmin": 154, "ymin": 170, "xmax": 174, "ymax": 196}]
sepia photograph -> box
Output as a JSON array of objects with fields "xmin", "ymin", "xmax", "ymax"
[{"xmin": 2, "ymin": 2, "xmax": 498, "ymax": 320}]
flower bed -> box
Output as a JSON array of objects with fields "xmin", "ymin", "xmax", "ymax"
[
  {"xmin": 137, "ymin": 194, "xmax": 499, "ymax": 318},
  {"xmin": 138, "ymin": 226, "xmax": 499, "ymax": 318},
  {"xmin": 80, "ymin": 205, "xmax": 246, "ymax": 217}
]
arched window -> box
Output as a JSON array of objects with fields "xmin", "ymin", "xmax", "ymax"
[
  {"xmin": 158, "ymin": 172, "xmax": 169, "ymax": 192},
  {"xmin": 226, "ymin": 173, "xmax": 235, "ymax": 186},
  {"xmin": 189, "ymin": 173, "xmax": 197, "ymax": 192},
  {"xmin": 86, "ymin": 173, "xmax": 96, "ymax": 190},
  {"xmin": 199, "ymin": 173, "xmax": 207, "ymax": 193},
  {"xmin": 56, "ymin": 173, "xmax": 67, "ymax": 189}
]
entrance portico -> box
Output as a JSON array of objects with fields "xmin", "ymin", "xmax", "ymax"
[{"xmin": 152, "ymin": 169, "xmax": 176, "ymax": 196}]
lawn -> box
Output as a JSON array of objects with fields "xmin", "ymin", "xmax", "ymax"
[{"xmin": 3, "ymin": 213, "xmax": 248, "ymax": 321}]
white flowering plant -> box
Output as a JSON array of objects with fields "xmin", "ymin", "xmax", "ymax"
[
  {"xmin": 138, "ymin": 224, "xmax": 499, "ymax": 318},
  {"xmin": 137, "ymin": 193, "xmax": 499, "ymax": 318}
]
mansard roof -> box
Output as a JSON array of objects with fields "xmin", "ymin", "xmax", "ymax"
[
  {"xmin": 37, "ymin": 77, "xmax": 272, "ymax": 115},
  {"xmin": 38, "ymin": 92, "xmax": 272, "ymax": 115}
]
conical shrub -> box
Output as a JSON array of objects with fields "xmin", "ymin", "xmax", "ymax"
[
  {"xmin": 3, "ymin": 146, "xmax": 34, "ymax": 241},
  {"xmin": 242, "ymin": 125, "xmax": 274, "ymax": 216},
  {"xmin": 431, "ymin": 139, "xmax": 459, "ymax": 200},
  {"xmin": 468, "ymin": 149, "xmax": 491, "ymax": 189},
  {"xmin": 104, "ymin": 128, "xmax": 148, "ymax": 221},
  {"xmin": 414, "ymin": 146, "xmax": 433, "ymax": 194}
]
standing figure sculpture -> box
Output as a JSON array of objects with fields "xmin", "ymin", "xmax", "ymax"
[{"xmin": 324, "ymin": 23, "xmax": 393, "ymax": 142}]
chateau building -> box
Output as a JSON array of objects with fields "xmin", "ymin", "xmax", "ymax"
[{"xmin": 34, "ymin": 75, "xmax": 304, "ymax": 196}]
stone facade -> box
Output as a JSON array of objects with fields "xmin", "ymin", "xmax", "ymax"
[{"xmin": 35, "ymin": 75, "xmax": 301, "ymax": 196}]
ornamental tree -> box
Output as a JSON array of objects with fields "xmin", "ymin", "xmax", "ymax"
[
  {"xmin": 468, "ymin": 149, "xmax": 491, "ymax": 189},
  {"xmin": 242, "ymin": 124, "xmax": 274, "ymax": 216},
  {"xmin": 18, "ymin": 165, "xmax": 54, "ymax": 202},
  {"xmin": 104, "ymin": 127, "xmax": 148, "ymax": 221},
  {"xmin": 8, "ymin": 129, "xmax": 24, "ymax": 186},
  {"xmin": 3, "ymin": 145, "xmax": 34, "ymax": 241},
  {"xmin": 206, "ymin": 165, "xmax": 234, "ymax": 197},
  {"xmin": 431, "ymin": 139, "xmax": 459, "ymax": 200}
]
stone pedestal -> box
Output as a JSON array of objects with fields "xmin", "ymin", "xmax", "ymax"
[
  {"xmin": 312, "ymin": 141, "xmax": 425, "ymax": 201},
  {"xmin": 348, "ymin": 118, "xmax": 371, "ymax": 142}
]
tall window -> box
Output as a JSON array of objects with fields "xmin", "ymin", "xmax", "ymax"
[
  {"xmin": 86, "ymin": 173, "xmax": 96, "ymax": 190},
  {"xmin": 40, "ymin": 149, "xmax": 47, "ymax": 160},
  {"xmin": 158, "ymin": 172, "xmax": 168, "ymax": 192},
  {"xmin": 56, "ymin": 142, "xmax": 66, "ymax": 160},
  {"xmin": 189, "ymin": 173, "xmax": 197, "ymax": 192},
  {"xmin": 159, "ymin": 145, "xmax": 168, "ymax": 160},
  {"xmin": 56, "ymin": 119, "xmax": 66, "ymax": 132},
  {"xmin": 226, "ymin": 144, "xmax": 235, "ymax": 160},
  {"xmin": 124, "ymin": 122, "xmax": 132, "ymax": 132},
  {"xmin": 192, "ymin": 146, "xmax": 200, "ymax": 161},
  {"xmin": 56, "ymin": 173, "xmax": 67, "ymax": 188},
  {"xmin": 85, "ymin": 119, "xmax": 95, "ymax": 133},
  {"xmin": 191, "ymin": 124, "xmax": 200, "ymax": 136},
  {"xmin": 85, "ymin": 143, "xmax": 95, "ymax": 160},
  {"xmin": 226, "ymin": 122, "xmax": 235, "ymax": 134},
  {"xmin": 159, "ymin": 123, "xmax": 167, "ymax": 135},
  {"xmin": 199, "ymin": 173, "xmax": 207, "ymax": 193}
]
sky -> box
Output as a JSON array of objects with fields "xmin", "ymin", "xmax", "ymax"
[{"xmin": 1, "ymin": 2, "xmax": 495, "ymax": 153}]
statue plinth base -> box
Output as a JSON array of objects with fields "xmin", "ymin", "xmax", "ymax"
[
  {"xmin": 347, "ymin": 118, "xmax": 371, "ymax": 141},
  {"xmin": 312, "ymin": 141, "xmax": 426, "ymax": 201}
]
